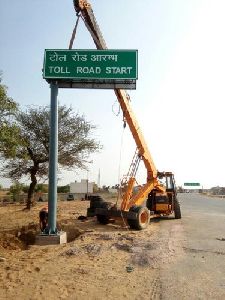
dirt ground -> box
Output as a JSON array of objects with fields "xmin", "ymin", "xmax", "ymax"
[{"xmin": 0, "ymin": 199, "xmax": 183, "ymax": 300}]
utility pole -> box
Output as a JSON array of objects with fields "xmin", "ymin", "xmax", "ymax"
[
  {"xmin": 86, "ymin": 171, "xmax": 89, "ymax": 199},
  {"xmin": 98, "ymin": 168, "xmax": 100, "ymax": 190}
]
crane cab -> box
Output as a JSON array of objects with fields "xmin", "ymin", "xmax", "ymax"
[{"xmin": 146, "ymin": 172, "xmax": 180, "ymax": 217}]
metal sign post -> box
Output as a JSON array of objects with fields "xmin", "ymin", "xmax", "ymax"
[
  {"xmin": 47, "ymin": 81, "xmax": 58, "ymax": 234},
  {"xmin": 36, "ymin": 81, "xmax": 67, "ymax": 244},
  {"xmin": 39, "ymin": 47, "xmax": 137, "ymax": 245}
]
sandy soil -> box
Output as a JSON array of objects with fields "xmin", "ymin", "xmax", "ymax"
[{"xmin": 0, "ymin": 199, "xmax": 183, "ymax": 300}]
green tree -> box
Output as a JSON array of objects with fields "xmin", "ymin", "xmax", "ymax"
[
  {"xmin": 0, "ymin": 75, "xmax": 18, "ymax": 121},
  {"xmin": 0, "ymin": 74, "xmax": 19, "ymax": 157},
  {"xmin": 35, "ymin": 184, "xmax": 48, "ymax": 193},
  {"xmin": 22, "ymin": 184, "xmax": 48, "ymax": 194},
  {"xmin": 9, "ymin": 181, "xmax": 24, "ymax": 202},
  {"xmin": 0, "ymin": 105, "xmax": 100, "ymax": 209},
  {"xmin": 57, "ymin": 185, "xmax": 70, "ymax": 193}
]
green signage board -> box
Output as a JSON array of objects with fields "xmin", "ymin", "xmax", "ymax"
[
  {"xmin": 43, "ymin": 49, "xmax": 138, "ymax": 80},
  {"xmin": 184, "ymin": 183, "xmax": 200, "ymax": 186}
]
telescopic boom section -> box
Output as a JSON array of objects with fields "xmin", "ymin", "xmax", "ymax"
[
  {"xmin": 114, "ymin": 89, "xmax": 157, "ymax": 179},
  {"xmin": 73, "ymin": 0, "xmax": 164, "ymax": 209},
  {"xmin": 73, "ymin": 0, "xmax": 157, "ymax": 177}
]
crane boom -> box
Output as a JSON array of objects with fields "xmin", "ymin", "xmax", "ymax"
[
  {"xmin": 74, "ymin": 0, "xmax": 107, "ymax": 49},
  {"xmin": 73, "ymin": 0, "xmax": 158, "ymax": 180},
  {"xmin": 114, "ymin": 89, "xmax": 157, "ymax": 179},
  {"xmin": 73, "ymin": 0, "xmax": 165, "ymax": 211}
]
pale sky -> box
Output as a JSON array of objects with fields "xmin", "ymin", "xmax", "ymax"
[{"xmin": 0, "ymin": 0, "xmax": 225, "ymax": 188}]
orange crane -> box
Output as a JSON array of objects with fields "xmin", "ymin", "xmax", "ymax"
[{"xmin": 74, "ymin": 0, "xmax": 181, "ymax": 229}]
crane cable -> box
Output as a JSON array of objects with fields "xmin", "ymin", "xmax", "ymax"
[
  {"xmin": 116, "ymin": 125, "xmax": 129, "ymax": 230},
  {"xmin": 111, "ymin": 100, "xmax": 120, "ymax": 117},
  {"xmin": 69, "ymin": 10, "xmax": 129, "ymax": 229},
  {"xmin": 69, "ymin": 13, "xmax": 81, "ymax": 49},
  {"xmin": 116, "ymin": 124, "xmax": 125, "ymax": 207}
]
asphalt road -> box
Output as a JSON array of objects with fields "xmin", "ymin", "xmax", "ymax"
[{"xmin": 159, "ymin": 193, "xmax": 225, "ymax": 300}]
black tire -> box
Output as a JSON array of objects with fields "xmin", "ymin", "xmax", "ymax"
[
  {"xmin": 90, "ymin": 200, "xmax": 104, "ymax": 209},
  {"xmin": 96, "ymin": 214, "xmax": 110, "ymax": 225},
  {"xmin": 96, "ymin": 201, "xmax": 112, "ymax": 225},
  {"xmin": 86, "ymin": 207, "xmax": 96, "ymax": 217},
  {"xmin": 127, "ymin": 206, "xmax": 150, "ymax": 230},
  {"xmin": 174, "ymin": 197, "xmax": 181, "ymax": 219},
  {"xmin": 89, "ymin": 196, "xmax": 104, "ymax": 209},
  {"xmin": 89, "ymin": 195, "xmax": 102, "ymax": 201}
]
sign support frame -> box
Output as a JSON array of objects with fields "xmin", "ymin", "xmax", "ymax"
[{"xmin": 43, "ymin": 49, "xmax": 138, "ymax": 236}]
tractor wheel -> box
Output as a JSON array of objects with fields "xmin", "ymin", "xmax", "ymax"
[
  {"xmin": 127, "ymin": 206, "xmax": 150, "ymax": 230},
  {"xmin": 174, "ymin": 197, "xmax": 181, "ymax": 219},
  {"xmin": 96, "ymin": 201, "xmax": 112, "ymax": 225}
]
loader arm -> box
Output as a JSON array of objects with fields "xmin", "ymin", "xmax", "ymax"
[{"xmin": 73, "ymin": 0, "xmax": 165, "ymax": 210}]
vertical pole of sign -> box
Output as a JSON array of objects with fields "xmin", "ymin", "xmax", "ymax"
[{"xmin": 48, "ymin": 81, "xmax": 58, "ymax": 234}]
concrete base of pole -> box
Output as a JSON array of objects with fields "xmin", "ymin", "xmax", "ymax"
[{"xmin": 35, "ymin": 231, "xmax": 67, "ymax": 246}]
